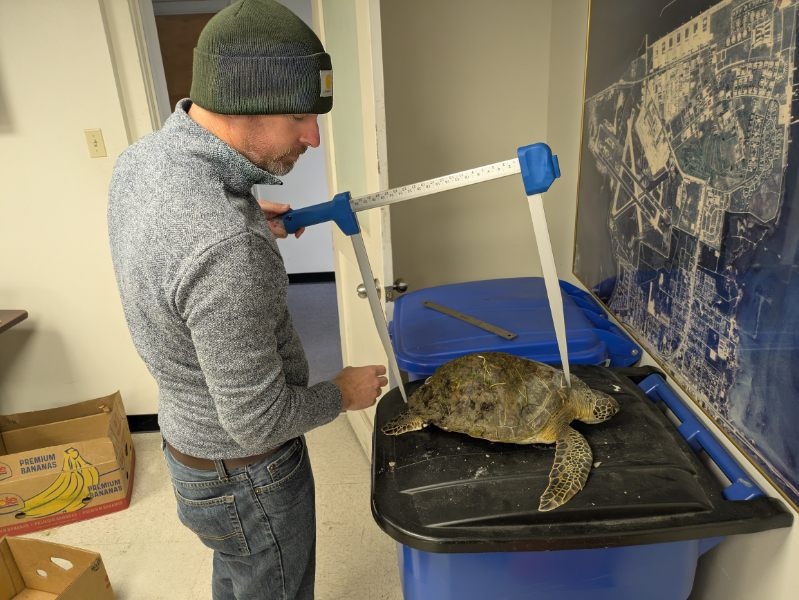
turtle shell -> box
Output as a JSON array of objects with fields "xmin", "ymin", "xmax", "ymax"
[{"xmin": 408, "ymin": 352, "xmax": 573, "ymax": 443}]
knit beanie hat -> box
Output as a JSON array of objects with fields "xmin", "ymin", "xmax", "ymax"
[{"xmin": 190, "ymin": 0, "xmax": 333, "ymax": 115}]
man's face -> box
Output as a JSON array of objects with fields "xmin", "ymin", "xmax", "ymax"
[{"xmin": 235, "ymin": 114, "xmax": 321, "ymax": 176}]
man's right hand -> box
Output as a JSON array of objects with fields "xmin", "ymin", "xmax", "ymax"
[{"xmin": 334, "ymin": 365, "xmax": 389, "ymax": 411}]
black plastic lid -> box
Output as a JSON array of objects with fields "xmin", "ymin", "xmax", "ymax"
[{"xmin": 371, "ymin": 366, "xmax": 792, "ymax": 553}]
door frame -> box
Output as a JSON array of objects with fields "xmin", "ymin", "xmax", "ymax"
[{"xmin": 313, "ymin": 0, "xmax": 392, "ymax": 456}]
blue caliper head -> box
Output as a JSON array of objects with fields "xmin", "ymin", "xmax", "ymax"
[
  {"xmin": 517, "ymin": 143, "xmax": 561, "ymax": 196},
  {"xmin": 282, "ymin": 191, "xmax": 361, "ymax": 236}
]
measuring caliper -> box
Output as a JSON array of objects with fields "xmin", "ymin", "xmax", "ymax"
[{"xmin": 282, "ymin": 142, "xmax": 568, "ymax": 402}]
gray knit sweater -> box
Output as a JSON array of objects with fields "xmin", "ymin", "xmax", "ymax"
[{"xmin": 108, "ymin": 100, "xmax": 342, "ymax": 459}]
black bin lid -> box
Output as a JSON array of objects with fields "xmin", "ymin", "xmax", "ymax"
[{"xmin": 371, "ymin": 366, "xmax": 792, "ymax": 553}]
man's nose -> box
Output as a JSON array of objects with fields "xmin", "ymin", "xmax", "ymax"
[{"xmin": 300, "ymin": 117, "xmax": 320, "ymax": 148}]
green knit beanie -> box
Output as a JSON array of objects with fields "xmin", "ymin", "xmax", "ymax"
[{"xmin": 190, "ymin": 0, "xmax": 333, "ymax": 115}]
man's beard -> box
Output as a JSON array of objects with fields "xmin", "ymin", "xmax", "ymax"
[{"xmin": 264, "ymin": 147, "xmax": 306, "ymax": 176}]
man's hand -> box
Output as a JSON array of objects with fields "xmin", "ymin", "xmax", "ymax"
[
  {"xmin": 334, "ymin": 365, "xmax": 389, "ymax": 411},
  {"xmin": 257, "ymin": 200, "xmax": 305, "ymax": 239}
]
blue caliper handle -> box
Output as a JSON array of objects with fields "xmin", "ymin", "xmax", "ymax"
[
  {"xmin": 517, "ymin": 142, "xmax": 561, "ymax": 195},
  {"xmin": 282, "ymin": 191, "xmax": 361, "ymax": 236}
]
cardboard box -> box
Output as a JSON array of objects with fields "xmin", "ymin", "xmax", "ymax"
[
  {"xmin": 0, "ymin": 392, "xmax": 135, "ymax": 536},
  {"xmin": 0, "ymin": 536, "xmax": 114, "ymax": 599}
]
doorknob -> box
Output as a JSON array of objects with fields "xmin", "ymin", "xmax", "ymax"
[
  {"xmin": 356, "ymin": 279, "xmax": 381, "ymax": 300},
  {"xmin": 356, "ymin": 278, "xmax": 408, "ymax": 301}
]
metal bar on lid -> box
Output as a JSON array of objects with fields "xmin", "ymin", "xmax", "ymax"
[{"xmin": 422, "ymin": 301, "xmax": 517, "ymax": 340}]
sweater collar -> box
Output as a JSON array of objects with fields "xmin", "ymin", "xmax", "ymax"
[{"xmin": 167, "ymin": 99, "xmax": 283, "ymax": 194}]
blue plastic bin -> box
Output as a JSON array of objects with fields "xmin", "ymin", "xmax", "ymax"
[
  {"xmin": 371, "ymin": 366, "xmax": 792, "ymax": 600},
  {"xmin": 389, "ymin": 277, "xmax": 641, "ymax": 380},
  {"xmin": 397, "ymin": 539, "xmax": 722, "ymax": 600}
]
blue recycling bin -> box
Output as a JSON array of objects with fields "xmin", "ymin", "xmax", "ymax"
[
  {"xmin": 389, "ymin": 277, "xmax": 641, "ymax": 380},
  {"xmin": 371, "ymin": 366, "xmax": 792, "ymax": 600}
]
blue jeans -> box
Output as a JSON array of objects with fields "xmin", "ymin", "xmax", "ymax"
[{"xmin": 162, "ymin": 437, "xmax": 316, "ymax": 600}]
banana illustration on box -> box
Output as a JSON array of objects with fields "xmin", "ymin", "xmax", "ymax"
[{"xmin": 15, "ymin": 447, "xmax": 99, "ymax": 519}]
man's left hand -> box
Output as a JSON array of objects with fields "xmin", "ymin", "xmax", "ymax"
[{"xmin": 258, "ymin": 200, "xmax": 305, "ymax": 239}]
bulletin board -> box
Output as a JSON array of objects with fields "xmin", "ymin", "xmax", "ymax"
[{"xmin": 574, "ymin": 0, "xmax": 799, "ymax": 508}]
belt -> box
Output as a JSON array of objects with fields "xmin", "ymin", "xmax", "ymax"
[{"xmin": 164, "ymin": 440, "xmax": 284, "ymax": 471}]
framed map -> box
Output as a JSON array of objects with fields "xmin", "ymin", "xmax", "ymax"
[{"xmin": 574, "ymin": 0, "xmax": 799, "ymax": 508}]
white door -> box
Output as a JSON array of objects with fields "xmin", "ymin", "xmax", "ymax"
[{"xmin": 314, "ymin": 0, "xmax": 392, "ymax": 456}]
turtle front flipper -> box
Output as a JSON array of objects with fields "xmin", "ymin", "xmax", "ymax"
[
  {"xmin": 381, "ymin": 412, "xmax": 427, "ymax": 435},
  {"xmin": 538, "ymin": 426, "xmax": 592, "ymax": 511}
]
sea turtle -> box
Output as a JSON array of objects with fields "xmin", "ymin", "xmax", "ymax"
[{"xmin": 381, "ymin": 351, "xmax": 620, "ymax": 511}]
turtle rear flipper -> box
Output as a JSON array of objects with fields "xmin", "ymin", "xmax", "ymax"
[
  {"xmin": 381, "ymin": 412, "xmax": 427, "ymax": 435},
  {"xmin": 538, "ymin": 426, "xmax": 592, "ymax": 511}
]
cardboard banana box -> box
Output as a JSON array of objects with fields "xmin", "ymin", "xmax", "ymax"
[
  {"xmin": 0, "ymin": 392, "xmax": 135, "ymax": 536},
  {"xmin": 0, "ymin": 536, "xmax": 115, "ymax": 599}
]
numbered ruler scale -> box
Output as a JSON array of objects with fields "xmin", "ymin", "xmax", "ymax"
[{"xmin": 282, "ymin": 143, "xmax": 567, "ymax": 402}]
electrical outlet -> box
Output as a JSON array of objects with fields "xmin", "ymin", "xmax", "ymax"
[{"xmin": 84, "ymin": 128, "xmax": 107, "ymax": 158}]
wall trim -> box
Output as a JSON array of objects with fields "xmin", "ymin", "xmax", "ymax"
[
  {"xmin": 128, "ymin": 414, "xmax": 160, "ymax": 432},
  {"xmin": 288, "ymin": 271, "xmax": 336, "ymax": 284}
]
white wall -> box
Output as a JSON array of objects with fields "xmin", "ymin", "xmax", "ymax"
[
  {"xmin": 543, "ymin": 1, "xmax": 589, "ymax": 281},
  {"xmin": 0, "ymin": 0, "xmax": 158, "ymax": 414},
  {"xmin": 383, "ymin": 0, "xmax": 552, "ymax": 290}
]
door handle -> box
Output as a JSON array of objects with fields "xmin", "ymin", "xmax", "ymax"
[{"xmin": 356, "ymin": 278, "xmax": 408, "ymax": 301}]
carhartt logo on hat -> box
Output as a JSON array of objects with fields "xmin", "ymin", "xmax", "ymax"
[
  {"xmin": 190, "ymin": 0, "xmax": 333, "ymax": 115},
  {"xmin": 320, "ymin": 70, "xmax": 333, "ymax": 98}
]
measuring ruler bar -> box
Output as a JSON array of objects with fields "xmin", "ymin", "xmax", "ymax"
[
  {"xmin": 281, "ymin": 143, "xmax": 559, "ymax": 236},
  {"xmin": 349, "ymin": 158, "xmax": 520, "ymax": 211},
  {"xmin": 423, "ymin": 301, "xmax": 517, "ymax": 340}
]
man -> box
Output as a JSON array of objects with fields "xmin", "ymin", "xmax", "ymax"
[{"xmin": 107, "ymin": 1, "xmax": 387, "ymax": 598}]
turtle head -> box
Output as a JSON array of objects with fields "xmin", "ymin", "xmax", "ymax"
[{"xmin": 581, "ymin": 390, "xmax": 619, "ymax": 423}]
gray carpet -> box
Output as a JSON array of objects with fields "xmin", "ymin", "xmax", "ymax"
[{"xmin": 286, "ymin": 282, "xmax": 343, "ymax": 385}]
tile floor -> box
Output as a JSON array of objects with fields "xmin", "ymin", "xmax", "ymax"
[{"xmin": 28, "ymin": 417, "xmax": 404, "ymax": 599}]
